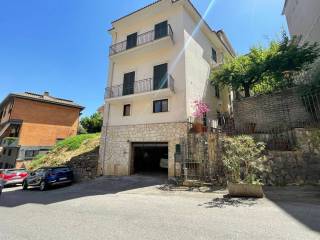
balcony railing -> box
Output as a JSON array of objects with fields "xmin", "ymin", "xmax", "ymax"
[
  {"xmin": 0, "ymin": 137, "xmax": 18, "ymax": 147},
  {"xmin": 109, "ymin": 24, "xmax": 173, "ymax": 56},
  {"xmin": 105, "ymin": 75, "xmax": 175, "ymax": 99}
]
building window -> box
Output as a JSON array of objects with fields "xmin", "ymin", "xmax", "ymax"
[
  {"xmin": 123, "ymin": 71, "xmax": 135, "ymax": 96},
  {"xmin": 8, "ymin": 149, "xmax": 12, "ymax": 156},
  {"xmin": 123, "ymin": 104, "xmax": 131, "ymax": 116},
  {"xmin": 153, "ymin": 63, "xmax": 168, "ymax": 90},
  {"xmin": 3, "ymin": 149, "xmax": 6, "ymax": 155},
  {"xmin": 153, "ymin": 99, "xmax": 168, "ymax": 113},
  {"xmin": 175, "ymin": 144, "xmax": 181, "ymax": 154},
  {"xmin": 25, "ymin": 150, "xmax": 39, "ymax": 159},
  {"xmin": 212, "ymin": 48, "xmax": 217, "ymax": 63},
  {"xmin": 154, "ymin": 20, "xmax": 168, "ymax": 40},
  {"xmin": 215, "ymin": 85, "xmax": 220, "ymax": 98},
  {"xmin": 126, "ymin": 32, "xmax": 137, "ymax": 49}
]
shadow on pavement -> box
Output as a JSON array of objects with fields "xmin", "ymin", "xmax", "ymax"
[
  {"xmin": 0, "ymin": 174, "xmax": 167, "ymax": 208},
  {"xmin": 198, "ymin": 195, "xmax": 258, "ymax": 208},
  {"xmin": 264, "ymin": 186, "xmax": 320, "ymax": 233}
]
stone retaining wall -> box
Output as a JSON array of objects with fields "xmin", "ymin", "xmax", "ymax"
[
  {"xmin": 99, "ymin": 122, "xmax": 188, "ymax": 177},
  {"xmin": 263, "ymin": 151, "xmax": 320, "ymax": 186},
  {"xmin": 67, "ymin": 146, "xmax": 99, "ymax": 182}
]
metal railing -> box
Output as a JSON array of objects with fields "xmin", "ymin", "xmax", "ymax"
[
  {"xmin": 109, "ymin": 24, "xmax": 173, "ymax": 56},
  {"xmin": 0, "ymin": 137, "xmax": 18, "ymax": 147},
  {"xmin": 105, "ymin": 75, "xmax": 175, "ymax": 99}
]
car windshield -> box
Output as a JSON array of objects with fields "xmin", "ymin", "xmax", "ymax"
[
  {"xmin": 4, "ymin": 170, "xmax": 18, "ymax": 174},
  {"xmin": 52, "ymin": 167, "xmax": 70, "ymax": 173}
]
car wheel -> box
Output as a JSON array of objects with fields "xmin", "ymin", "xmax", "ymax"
[
  {"xmin": 39, "ymin": 181, "xmax": 47, "ymax": 191},
  {"xmin": 22, "ymin": 181, "xmax": 28, "ymax": 190}
]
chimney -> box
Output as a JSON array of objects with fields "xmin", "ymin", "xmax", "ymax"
[{"xmin": 44, "ymin": 91, "xmax": 49, "ymax": 97}]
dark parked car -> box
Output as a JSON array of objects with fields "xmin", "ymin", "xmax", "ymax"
[
  {"xmin": 0, "ymin": 182, "xmax": 3, "ymax": 196},
  {"xmin": 22, "ymin": 166, "xmax": 73, "ymax": 191},
  {"xmin": 0, "ymin": 169, "xmax": 28, "ymax": 186}
]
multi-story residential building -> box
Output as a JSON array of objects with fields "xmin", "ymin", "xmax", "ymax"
[
  {"xmin": 0, "ymin": 92, "xmax": 84, "ymax": 169},
  {"xmin": 283, "ymin": 0, "xmax": 320, "ymax": 45},
  {"xmin": 100, "ymin": 0, "xmax": 235, "ymax": 177}
]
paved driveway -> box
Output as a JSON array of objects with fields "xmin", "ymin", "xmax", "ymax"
[{"xmin": 0, "ymin": 175, "xmax": 319, "ymax": 240}]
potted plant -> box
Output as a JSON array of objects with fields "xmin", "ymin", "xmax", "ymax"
[
  {"xmin": 192, "ymin": 100, "xmax": 210, "ymax": 133},
  {"xmin": 221, "ymin": 135, "xmax": 267, "ymax": 198}
]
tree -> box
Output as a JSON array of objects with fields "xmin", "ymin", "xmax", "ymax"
[
  {"xmin": 264, "ymin": 34, "xmax": 320, "ymax": 88},
  {"xmin": 80, "ymin": 112, "xmax": 103, "ymax": 133},
  {"xmin": 210, "ymin": 33, "xmax": 320, "ymax": 97}
]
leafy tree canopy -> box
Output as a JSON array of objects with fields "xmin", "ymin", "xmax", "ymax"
[
  {"xmin": 80, "ymin": 112, "xmax": 103, "ymax": 133},
  {"xmin": 210, "ymin": 33, "xmax": 320, "ymax": 97}
]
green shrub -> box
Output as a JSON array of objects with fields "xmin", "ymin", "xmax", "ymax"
[
  {"xmin": 80, "ymin": 113, "xmax": 103, "ymax": 133},
  {"xmin": 221, "ymin": 135, "xmax": 267, "ymax": 184}
]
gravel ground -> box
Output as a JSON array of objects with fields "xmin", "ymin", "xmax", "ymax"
[{"xmin": 0, "ymin": 175, "xmax": 319, "ymax": 240}]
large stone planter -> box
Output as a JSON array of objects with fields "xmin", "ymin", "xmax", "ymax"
[{"xmin": 227, "ymin": 182, "xmax": 264, "ymax": 198}]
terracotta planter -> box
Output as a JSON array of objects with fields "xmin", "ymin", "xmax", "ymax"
[
  {"xmin": 227, "ymin": 182, "xmax": 264, "ymax": 198},
  {"xmin": 193, "ymin": 122, "xmax": 204, "ymax": 133}
]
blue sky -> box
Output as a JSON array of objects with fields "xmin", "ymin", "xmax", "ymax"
[{"xmin": 0, "ymin": 0, "xmax": 288, "ymax": 116}]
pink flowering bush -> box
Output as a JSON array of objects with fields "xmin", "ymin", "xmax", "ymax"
[{"xmin": 192, "ymin": 100, "xmax": 210, "ymax": 118}]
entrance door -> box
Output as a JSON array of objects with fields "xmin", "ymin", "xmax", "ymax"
[
  {"xmin": 123, "ymin": 72, "xmax": 135, "ymax": 96},
  {"xmin": 153, "ymin": 63, "xmax": 168, "ymax": 90}
]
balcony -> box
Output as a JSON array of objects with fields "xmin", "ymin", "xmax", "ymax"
[
  {"xmin": 105, "ymin": 75, "xmax": 175, "ymax": 101},
  {"xmin": 0, "ymin": 137, "xmax": 19, "ymax": 147},
  {"xmin": 109, "ymin": 24, "xmax": 174, "ymax": 56}
]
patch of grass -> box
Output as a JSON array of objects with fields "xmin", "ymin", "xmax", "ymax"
[
  {"xmin": 54, "ymin": 133, "xmax": 100, "ymax": 151},
  {"xmin": 27, "ymin": 154, "xmax": 46, "ymax": 170},
  {"xmin": 26, "ymin": 133, "xmax": 101, "ymax": 171}
]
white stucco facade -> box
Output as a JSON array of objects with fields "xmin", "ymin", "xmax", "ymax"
[
  {"xmin": 283, "ymin": 0, "xmax": 320, "ymax": 45},
  {"xmin": 100, "ymin": 0, "xmax": 235, "ymax": 177}
]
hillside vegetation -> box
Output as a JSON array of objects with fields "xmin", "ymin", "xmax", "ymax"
[{"xmin": 27, "ymin": 133, "xmax": 100, "ymax": 170}]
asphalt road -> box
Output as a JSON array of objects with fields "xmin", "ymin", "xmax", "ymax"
[{"xmin": 0, "ymin": 175, "xmax": 319, "ymax": 240}]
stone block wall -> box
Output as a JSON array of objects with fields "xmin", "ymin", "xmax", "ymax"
[
  {"xmin": 263, "ymin": 151, "xmax": 320, "ymax": 186},
  {"xmin": 99, "ymin": 122, "xmax": 188, "ymax": 177},
  {"xmin": 66, "ymin": 146, "xmax": 99, "ymax": 182},
  {"xmin": 233, "ymin": 88, "xmax": 312, "ymax": 131},
  {"xmin": 294, "ymin": 128, "xmax": 320, "ymax": 154}
]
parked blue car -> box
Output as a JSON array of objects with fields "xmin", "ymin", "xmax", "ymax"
[{"xmin": 22, "ymin": 166, "xmax": 73, "ymax": 191}]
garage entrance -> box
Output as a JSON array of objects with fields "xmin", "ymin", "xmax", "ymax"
[{"xmin": 131, "ymin": 142, "xmax": 168, "ymax": 176}]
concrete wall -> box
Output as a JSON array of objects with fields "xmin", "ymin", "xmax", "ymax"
[
  {"xmin": 233, "ymin": 88, "xmax": 313, "ymax": 131},
  {"xmin": 283, "ymin": 0, "xmax": 320, "ymax": 45},
  {"xmin": 182, "ymin": 8, "xmax": 231, "ymax": 120}
]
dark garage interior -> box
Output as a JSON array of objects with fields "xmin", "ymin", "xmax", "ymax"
[{"xmin": 132, "ymin": 143, "xmax": 168, "ymax": 175}]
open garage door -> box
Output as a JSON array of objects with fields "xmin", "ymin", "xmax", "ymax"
[{"xmin": 131, "ymin": 142, "xmax": 168, "ymax": 176}]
